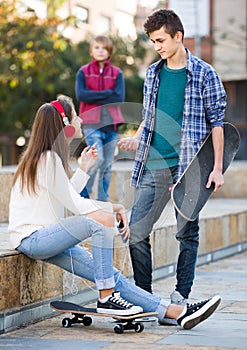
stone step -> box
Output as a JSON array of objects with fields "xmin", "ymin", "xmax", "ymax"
[
  {"xmin": 1, "ymin": 161, "xmax": 247, "ymax": 332},
  {"xmin": 1, "ymin": 198, "xmax": 247, "ymax": 333}
]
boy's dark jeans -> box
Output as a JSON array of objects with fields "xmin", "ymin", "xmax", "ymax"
[{"xmin": 129, "ymin": 168, "xmax": 199, "ymax": 298}]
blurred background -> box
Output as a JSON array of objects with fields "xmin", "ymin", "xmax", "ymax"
[{"xmin": 0, "ymin": 0, "xmax": 246, "ymax": 165}]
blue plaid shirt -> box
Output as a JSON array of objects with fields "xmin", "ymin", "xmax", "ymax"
[{"xmin": 131, "ymin": 49, "xmax": 226, "ymax": 187}]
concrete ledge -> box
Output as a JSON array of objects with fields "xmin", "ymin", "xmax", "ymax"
[
  {"xmin": 2, "ymin": 161, "xmax": 247, "ymax": 222},
  {"xmin": 212, "ymin": 161, "xmax": 247, "ymax": 198},
  {"xmin": 1, "ymin": 198, "xmax": 247, "ymax": 333},
  {"xmin": 109, "ymin": 160, "xmax": 247, "ymax": 207},
  {"xmin": 0, "ymin": 168, "xmax": 15, "ymax": 222},
  {"xmin": 1, "ymin": 162, "xmax": 247, "ymax": 333}
]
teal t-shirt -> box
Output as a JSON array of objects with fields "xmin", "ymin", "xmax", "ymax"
[{"xmin": 146, "ymin": 64, "xmax": 187, "ymax": 170}]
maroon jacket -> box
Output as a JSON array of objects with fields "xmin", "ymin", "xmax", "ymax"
[{"xmin": 76, "ymin": 58, "xmax": 125, "ymax": 126}]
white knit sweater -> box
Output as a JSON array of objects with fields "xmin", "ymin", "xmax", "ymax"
[{"xmin": 8, "ymin": 151, "xmax": 113, "ymax": 248}]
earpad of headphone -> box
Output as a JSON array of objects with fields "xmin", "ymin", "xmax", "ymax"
[{"xmin": 64, "ymin": 125, "xmax": 76, "ymax": 138}]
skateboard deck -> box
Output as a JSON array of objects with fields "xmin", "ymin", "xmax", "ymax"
[
  {"xmin": 171, "ymin": 122, "xmax": 240, "ymax": 221},
  {"xmin": 50, "ymin": 300, "xmax": 157, "ymax": 333}
]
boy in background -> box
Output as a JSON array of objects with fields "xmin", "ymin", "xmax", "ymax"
[{"xmin": 75, "ymin": 36, "xmax": 125, "ymax": 201}]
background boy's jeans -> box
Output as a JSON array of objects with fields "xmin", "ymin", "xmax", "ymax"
[
  {"xmin": 129, "ymin": 168, "xmax": 199, "ymax": 298},
  {"xmin": 17, "ymin": 214, "xmax": 169, "ymax": 317},
  {"xmin": 82, "ymin": 127, "xmax": 118, "ymax": 201}
]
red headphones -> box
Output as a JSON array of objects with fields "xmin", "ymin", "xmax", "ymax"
[{"xmin": 50, "ymin": 100, "xmax": 76, "ymax": 138}]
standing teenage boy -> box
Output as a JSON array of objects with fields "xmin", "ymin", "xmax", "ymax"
[
  {"xmin": 118, "ymin": 9, "xmax": 226, "ymax": 324},
  {"xmin": 75, "ymin": 36, "xmax": 125, "ymax": 201}
]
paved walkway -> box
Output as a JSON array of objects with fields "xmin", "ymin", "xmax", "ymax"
[{"xmin": 0, "ymin": 251, "xmax": 246, "ymax": 349}]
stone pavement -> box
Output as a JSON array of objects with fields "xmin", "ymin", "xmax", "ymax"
[{"xmin": 0, "ymin": 251, "xmax": 246, "ymax": 350}]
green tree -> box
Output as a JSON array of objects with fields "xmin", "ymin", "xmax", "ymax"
[
  {"xmin": 45, "ymin": 0, "xmax": 67, "ymax": 19},
  {"xmin": 0, "ymin": 1, "xmax": 80, "ymax": 137},
  {"xmin": 0, "ymin": 1, "xmax": 148, "ymax": 164}
]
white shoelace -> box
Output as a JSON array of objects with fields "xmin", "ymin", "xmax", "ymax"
[{"xmin": 110, "ymin": 294, "xmax": 133, "ymax": 308}]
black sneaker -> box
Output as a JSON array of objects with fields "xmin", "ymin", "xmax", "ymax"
[
  {"xmin": 97, "ymin": 292, "xmax": 143, "ymax": 316},
  {"xmin": 177, "ymin": 295, "xmax": 221, "ymax": 329}
]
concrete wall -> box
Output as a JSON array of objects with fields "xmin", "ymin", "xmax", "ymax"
[{"xmin": 1, "ymin": 161, "xmax": 247, "ymax": 332}]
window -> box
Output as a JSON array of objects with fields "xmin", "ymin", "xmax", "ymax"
[
  {"xmin": 72, "ymin": 6, "xmax": 89, "ymax": 25},
  {"xmin": 99, "ymin": 15, "xmax": 111, "ymax": 33}
]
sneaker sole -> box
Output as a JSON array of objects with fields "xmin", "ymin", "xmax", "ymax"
[
  {"xmin": 96, "ymin": 308, "xmax": 142, "ymax": 316},
  {"xmin": 181, "ymin": 295, "xmax": 221, "ymax": 330}
]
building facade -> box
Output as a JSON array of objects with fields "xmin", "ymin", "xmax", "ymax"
[{"xmin": 166, "ymin": 0, "xmax": 247, "ymax": 159}]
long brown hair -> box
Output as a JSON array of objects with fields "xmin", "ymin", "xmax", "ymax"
[{"xmin": 13, "ymin": 95, "xmax": 75, "ymax": 194}]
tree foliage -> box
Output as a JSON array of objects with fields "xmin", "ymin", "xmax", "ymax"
[
  {"xmin": 0, "ymin": 1, "xmax": 82, "ymax": 136},
  {"xmin": 0, "ymin": 1, "xmax": 148, "ymax": 163}
]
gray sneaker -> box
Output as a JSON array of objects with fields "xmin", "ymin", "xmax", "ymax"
[
  {"xmin": 159, "ymin": 290, "xmax": 187, "ymax": 325},
  {"xmin": 158, "ymin": 317, "xmax": 178, "ymax": 326},
  {"xmin": 170, "ymin": 290, "xmax": 188, "ymax": 305}
]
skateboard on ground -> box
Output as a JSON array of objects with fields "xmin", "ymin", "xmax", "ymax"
[
  {"xmin": 171, "ymin": 122, "xmax": 240, "ymax": 221},
  {"xmin": 50, "ymin": 300, "xmax": 157, "ymax": 334}
]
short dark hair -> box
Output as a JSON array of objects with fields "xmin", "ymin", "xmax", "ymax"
[{"xmin": 144, "ymin": 9, "xmax": 184, "ymax": 39}]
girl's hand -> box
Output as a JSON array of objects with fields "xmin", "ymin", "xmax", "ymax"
[
  {"xmin": 113, "ymin": 204, "xmax": 130, "ymax": 242},
  {"xmin": 79, "ymin": 143, "xmax": 98, "ymax": 173}
]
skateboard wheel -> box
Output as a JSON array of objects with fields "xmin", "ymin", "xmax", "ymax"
[
  {"xmin": 83, "ymin": 316, "xmax": 92, "ymax": 326},
  {"xmin": 62, "ymin": 318, "xmax": 72, "ymax": 328},
  {"xmin": 134, "ymin": 322, "xmax": 144, "ymax": 333},
  {"xmin": 114, "ymin": 324, "xmax": 124, "ymax": 334}
]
